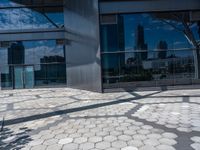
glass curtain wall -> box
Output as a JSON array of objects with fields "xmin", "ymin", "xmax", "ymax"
[
  {"xmin": 0, "ymin": 0, "xmax": 66, "ymax": 89},
  {"xmin": 101, "ymin": 11, "xmax": 200, "ymax": 89},
  {"xmin": 0, "ymin": 0, "xmax": 64, "ymax": 30},
  {"xmin": 0, "ymin": 40, "xmax": 66, "ymax": 89}
]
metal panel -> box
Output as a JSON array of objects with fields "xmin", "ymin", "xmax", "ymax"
[
  {"xmin": 0, "ymin": 29, "xmax": 65, "ymax": 41},
  {"xmin": 100, "ymin": 0, "xmax": 200, "ymax": 14},
  {"xmin": 64, "ymin": 0, "xmax": 102, "ymax": 92}
]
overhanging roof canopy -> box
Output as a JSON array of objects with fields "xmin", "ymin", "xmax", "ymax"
[
  {"xmin": 6, "ymin": 0, "xmax": 64, "ymax": 13},
  {"xmin": 11, "ymin": 0, "xmax": 63, "ymax": 6}
]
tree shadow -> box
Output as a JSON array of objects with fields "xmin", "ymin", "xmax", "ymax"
[{"xmin": 0, "ymin": 127, "xmax": 32, "ymax": 150}]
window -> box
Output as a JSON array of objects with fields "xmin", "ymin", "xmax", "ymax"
[
  {"xmin": 0, "ymin": 1, "xmax": 64, "ymax": 31},
  {"xmin": 0, "ymin": 40, "xmax": 66, "ymax": 88},
  {"xmin": 101, "ymin": 11, "xmax": 199, "ymax": 88}
]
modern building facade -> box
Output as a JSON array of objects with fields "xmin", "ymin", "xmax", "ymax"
[{"xmin": 0, "ymin": 0, "xmax": 200, "ymax": 92}]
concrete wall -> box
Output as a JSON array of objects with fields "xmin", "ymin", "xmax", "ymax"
[{"xmin": 64, "ymin": 0, "xmax": 102, "ymax": 92}]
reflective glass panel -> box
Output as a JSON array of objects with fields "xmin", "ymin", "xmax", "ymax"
[
  {"xmin": 101, "ymin": 11, "xmax": 199, "ymax": 89},
  {"xmin": 0, "ymin": 40, "xmax": 66, "ymax": 89},
  {"xmin": 0, "ymin": 65, "xmax": 13, "ymax": 88},
  {"xmin": 0, "ymin": 7, "xmax": 64, "ymax": 30}
]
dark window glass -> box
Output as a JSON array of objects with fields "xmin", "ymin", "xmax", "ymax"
[
  {"xmin": 101, "ymin": 25, "xmax": 118, "ymax": 52},
  {"xmin": 102, "ymin": 53, "xmax": 120, "ymax": 84},
  {"xmin": 34, "ymin": 64, "xmax": 46, "ymax": 86},
  {"xmin": 0, "ymin": 65, "xmax": 13, "ymax": 88},
  {"xmin": 35, "ymin": 63, "xmax": 66, "ymax": 86},
  {"xmin": 100, "ymin": 15, "xmax": 125, "ymax": 52}
]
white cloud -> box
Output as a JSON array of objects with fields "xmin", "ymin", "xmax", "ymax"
[{"xmin": 0, "ymin": 8, "xmax": 53, "ymax": 30}]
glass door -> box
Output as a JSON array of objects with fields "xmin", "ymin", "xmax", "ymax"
[
  {"xmin": 14, "ymin": 66, "xmax": 34, "ymax": 89},
  {"xmin": 24, "ymin": 66, "xmax": 34, "ymax": 88},
  {"xmin": 14, "ymin": 67, "xmax": 24, "ymax": 89}
]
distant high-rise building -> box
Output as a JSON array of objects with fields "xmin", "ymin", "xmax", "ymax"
[
  {"xmin": 40, "ymin": 55, "xmax": 65, "ymax": 64},
  {"xmin": 8, "ymin": 42, "xmax": 25, "ymax": 65},
  {"xmin": 157, "ymin": 40, "xmax": 168, "ymax": 59},
  {"xmin": 39, "ymin": 55, "xmax": 66, "ymax": 84},
  {"xmin": 198, "ymin": 21, "xmax": 200, "ymax": 38},
  {"xmin": 134, "ymin": 24, "xmax": 148, "ymax": 61},
  {"xmin": 117, "ymin": 16, "xmax": 125, "ymax": 70}
]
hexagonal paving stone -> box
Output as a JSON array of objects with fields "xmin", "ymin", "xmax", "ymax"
[
  {"xmin": 79, "ymin": 142, "xmax": 95, "ymax": 150},
  {"xmin": 191, "ymin": 143, "xmax": 200, "ymax": 150},
  {"xmin": 96, "ymin": 141, "xmax": 111, "ymax": 149},
  {"xmin": 128, "ymin": 140, "xmax": 144, "ymax": 147},
  {"xmin": 140, "ymin": 145, "xmax": 156, "ymax": 150},
  {"xmin": 28, "ymin": 139, "xmax": 44, "ymax": 146},
  {"xmin": 118, "ymin": 135, "xmax": 132, "ymax": 141},
  {"xmin": 62, "ymin": 143, "xmax": 79, "ymax": 150},
  {"xmin": 147, "ymin": 134, "xmax": 162, "ymax": 139},
  {"xmin": 58, "ymin": 138, "xmax": 73, "ymax": 145},
  {"xmin": 143, "ymin": 139, "xmax": 159, "ymax": 146},
  {"xmin": 177, "ymin": 127, "xmax": 192, "ymax": 132},
  {"xmin": 124, "ymin": 130, "xmax": 136, "ymax": 136},
  {"xmin": 162, "ymin": 133, "xmax": 177, "ymax": 139},
  {"xmin": 43, "ymin": 138, "xmax": 58, "ymax": 145},
  {"xmin": 30, "ymin": 145, "xmax": 47, "ymax": 150},
  {"xmin": 142, "ymin": 125, "xmax": 153, "ymax": 130},
  {"xmin": 55, "ymin": 134, "xmax": 68, "ymax": 140},
  {"xmin": 104, "ymin": 135, "xmax": 117, "ymax": 142},
  {"xmin": 122, "ymin": 146, "xmax": 138, "ymax": 150},
  {"xmin": 112, "ymin": 140, "xmax": 127, "ymax": 148},
  {"xmin": 74, "ymin": 137, "xmax": 87, "ymax": 144},
  {"xmin": 96, "ymin": 131, "xmax": 109, "ymax": 137},
  {"xmin": 159, "ymin": 138, "xmax": 177, "ymax": 146},
  {"xmin": 82, "ymin": 132, "xmax": 95, "ymax": 138},
  {"xmin": 191, "ymin": 136, "xmax": 200, "ymax": 143},
  {"xmin": 156, "ymin": 144, "xmax": 176, "ymax": 150},
  {"xmin": 133, "ymin": 135, "xmax": 147, "ymax": 141},
  {"xmin": 40, "ymin": 134, "xmax": 55, "ymax": 140},
  {"xmin": 110, "ymin": 131, "xmax": 122, "ymax": 136},
  {"xmin": 137, "ymin": 129, "xmax": 150, "ymax": 135},
  {"xmin": 88, "ymin": 136, "xmax": 102, "ymax": 143},
  {"xmin": 46, "ymin": 144, "xmax": 62, "ymax": 150}
]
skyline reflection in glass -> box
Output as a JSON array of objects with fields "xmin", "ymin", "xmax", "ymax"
[{"xmin": 101, "ymin": 11, "xmax": 199, "ymax": 88}]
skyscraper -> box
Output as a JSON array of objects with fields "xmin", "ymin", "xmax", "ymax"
[
  {"xmin": 134, "ymin": 24, "xmax": 148, "ymax": 61},
  {"xmin": 8, "ymin": 42, "xmax": 25, "ymax": 65},
  {"xmin": 157, "ymin": 40, "xmax": 168, "ymax": 59}
]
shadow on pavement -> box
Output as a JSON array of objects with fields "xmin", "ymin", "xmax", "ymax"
[
  {"xmin": 0, "ymin": 127, "xmax": 32, "ymax": 150},
  {"xmin": 0, "ymin": 90, "xmax": 164, "ymax": 126}
]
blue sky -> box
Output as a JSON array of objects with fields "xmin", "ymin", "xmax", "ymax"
[{"xmin": 122, "ymin": 14, "xmax": 197, "ymax": 51}]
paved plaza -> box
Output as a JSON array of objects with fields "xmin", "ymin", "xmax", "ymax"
[{"xmin": 0, "ymin": 88, "xmax": 200, "ymax": 150}]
